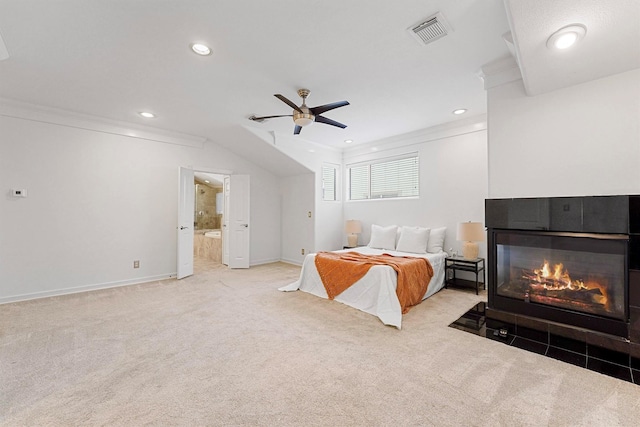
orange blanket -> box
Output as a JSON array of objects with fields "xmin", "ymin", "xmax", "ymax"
[{"xmin": 314, "ymin": 251, "xmax": 434, "ymax": 314}]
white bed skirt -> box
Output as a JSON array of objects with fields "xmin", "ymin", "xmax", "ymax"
[{"xmin": 279, "ymin": 247, "xmax": 447, "ymax": 329}]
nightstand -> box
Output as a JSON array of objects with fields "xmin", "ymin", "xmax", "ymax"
[{"xmin": 445, "ymin": 256, "xmax": 485, "ymax": 295}]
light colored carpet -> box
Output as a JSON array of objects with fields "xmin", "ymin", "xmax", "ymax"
[{"xmin": 1, "ymin": 259, "xmax": 640, "ymax": 426}]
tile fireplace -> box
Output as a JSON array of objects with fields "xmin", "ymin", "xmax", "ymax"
[{"xmin": 485, "ymin": 195, "xmax": 640, "ymax": 359}]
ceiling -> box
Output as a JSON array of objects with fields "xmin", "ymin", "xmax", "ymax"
[
  {"xmin": 505, "ymin": 0, "xmax": 640, "ymax": 96},
  {"xmin": 0, "ymin": 1, "xmax": 637, "ymax": 173},
  {"xmin": 194, "ymin": 172, "xmax": 224, "ymax": 187}
]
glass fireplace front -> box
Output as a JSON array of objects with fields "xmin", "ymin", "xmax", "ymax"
[{"xmin": 495, "ymin": 231, "xmax": 627, "ymax": 321}]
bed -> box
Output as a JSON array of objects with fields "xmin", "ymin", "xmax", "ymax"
[{"xmin": 279, "ymin": 225, "xmax": 448, "ymax": 329}]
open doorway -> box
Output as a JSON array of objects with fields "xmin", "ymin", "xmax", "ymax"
[
  {"xmin": 193, "ymin": 172, "xmax": 225, "ymax": 270},
  {"xmin": 177, "ymin": 167, "xmax": 251, "ymax": 279}
]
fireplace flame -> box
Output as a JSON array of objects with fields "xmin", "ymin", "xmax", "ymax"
[
  {"xmin": 525, "ymin": 260, "xmax": 609, "ymax": 309},
  {"xmin": 533, "ymin": 261, "xmax": 587, "ymax": 291}
]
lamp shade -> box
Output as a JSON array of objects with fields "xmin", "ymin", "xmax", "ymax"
[
  {"xmin": 457, "ymin": 221, "xmax": 484, "ymax": 259},
  {"xmin": 457, "ymin": 222, "xmax": 484, "ymax": 242},
  {"xmin": 345, "ymin": 220, "xmax": 362, "ymax": 234}
]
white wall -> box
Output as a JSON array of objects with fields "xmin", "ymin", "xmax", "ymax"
[
  {"xmin": 343, "ymin": 122, "xmax": 489, "ymax": 258},
  {"xmin": 487, "ymin": 68, "xmax": 640, "ymax": 198},
  {"xmin": 314, "ymin": 162, "xmax": 344, "ymax": 253},
  {"xmin": 269, "ymin": 132, "xmax": 344, "ymax": 264},
  {"xmin": 280, "ymin": 174, "xmax": 315, "ymax": 264},
  {"xmin": 0, "ymin": 115, "xmax": 282, "ymax": 302}
]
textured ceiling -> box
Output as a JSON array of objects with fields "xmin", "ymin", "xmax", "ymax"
[
  {"xmin": 504, "ymin": 0, "xmax": 640, "ymax": 95},
  {"xmin": 0, "ymin": 0, "xmax": 511, "ymax": 151},
  {"xmin": 0, "ymin": 0, "xmax": 637, "ymax": 176}
]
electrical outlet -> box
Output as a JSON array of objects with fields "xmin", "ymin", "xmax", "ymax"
[
  {"xmin": 133, "ymin": 260, "xmax": 140, "ymax": 268},
  {"xmin": 301, "ymin": 249, "xmax": 305, "ymax": 255}
]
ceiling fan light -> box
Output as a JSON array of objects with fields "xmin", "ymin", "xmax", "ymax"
[{"xmin": 293, "ymin": 112, "xmax": 314, "ymax": 127}]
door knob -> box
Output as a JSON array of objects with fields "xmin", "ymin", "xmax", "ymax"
[
  {"xmin": 241, "ymin": 224, "xmax": 249, "ymax": 228},
  {"xmin": 180, "ymin": 226, "xmax": 189, "ymax": 230}
]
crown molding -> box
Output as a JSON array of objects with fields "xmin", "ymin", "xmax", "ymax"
[
  {"xmin": 343, "ymin": 114, "xmax": 487, "ymax": 160},
  {"xmin": 478, "ymin": 56, "xmax": 523, "ymax": 90},
  {"xmin": 0, "ymin": 98, "xmax": 207, "ymax": 148}
]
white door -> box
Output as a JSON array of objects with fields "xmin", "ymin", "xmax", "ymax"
[
  {"xmin": 223, "ymin": 176, "xmax": 230, "ymax": 265},
  {"xmin": 177, "ymin": 167, "xmax": 194, "ymax": 279},
  {"xmin": 227, "ymin": 174, "xmax": 250, "ymax": 268}
]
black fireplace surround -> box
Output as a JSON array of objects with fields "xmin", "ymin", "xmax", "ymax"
[{"xmin": 485, "ymin": 195, "xmax": 640, "ymax": 359}]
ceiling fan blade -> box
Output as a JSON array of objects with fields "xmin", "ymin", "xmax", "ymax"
[
  {"xmin": 251, "ymin": 114, "xmax": 293, "ymax": 120},
  {"xmin": 315, "ymin": 115, "xmax": 347, "ymax": 129},
  {"xmin": 310, "ymin": 100, "xmax": 350, "ymax": 115},
  {"xmin": 294, "ymin": 125, "xmax": 302, "ymax": 135},
  {"xmin": 275, "ymin": 94, "xmax": 303, "ymax": 113}
]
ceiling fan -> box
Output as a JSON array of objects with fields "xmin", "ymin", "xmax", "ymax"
[{"xmin": 249, "ymin": 89, "xmax": 349, "ymax": 135}]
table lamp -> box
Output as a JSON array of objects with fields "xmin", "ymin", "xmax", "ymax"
[
  {"xmin": 457, "ymin": 221, "xmax": 484, "ymax": 259},
  {"xmin": 345, "ymin": 220, "xmax": 362, "ymax": 248}
]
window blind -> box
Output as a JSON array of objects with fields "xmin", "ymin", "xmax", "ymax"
[
  {"xmin": 349, "ymin": 164, "xmax": 370, "ymax": 200},
  {"xmin": 348, "ymin": 154, "xmax": 419, "ymax": 200},
  {"xmin": 322, "ymin": 165, "xmax": 336, "ymax": 201}
]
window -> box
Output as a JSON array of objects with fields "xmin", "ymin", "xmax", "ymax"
[
  {"xmin": 348, "ymin": 154, "xmax": 419, "ymax": 200},
  {"xmin": 322, "ymin": 164, "xmax": 337, "ymax": 201}
]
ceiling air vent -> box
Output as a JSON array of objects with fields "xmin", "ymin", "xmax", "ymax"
[{"xmin": 407, "ymin": 12, "xmax": 452, "ymax": 46}]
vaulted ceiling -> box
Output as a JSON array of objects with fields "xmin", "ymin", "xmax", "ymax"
[{"xmin": 0, "ymin": 1, "xmax": 637, "ymax": 174}]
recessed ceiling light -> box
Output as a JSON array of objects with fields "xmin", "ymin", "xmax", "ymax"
[
  {"xmin": 138, "ymin": 111, "xmax": 155, "ymax": 118},
  {"xmin": 190, "ymin": 43, "xmax": 212, "ymax": 56},
  {"xmin": 204, "ymin": 180, "xmax": 210, "ymax": 183},
  {"xmin": 453, "ymin": 109, "xmax": 467, "ymax": 115},
  {"xmin": 371, "ymin": 147, "xmax": 378, "ymax": 151},
  {"xmin": 547, "ymin": 24, "xmax": 586, "ymax": 50},
  {"xmin": 344, "ymin": 139, "xmax": 353, "ymax": 144},
  {"xmin": 308, "ymin": 149, "xmax": 315, "ymax": 153}
]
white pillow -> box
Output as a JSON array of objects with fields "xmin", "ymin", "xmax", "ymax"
[
  {"xmin": 396, "ymin": 226, "xmax": 430, "ymax": 254},
  {"xmin": 368, "ymin": 224, "xmax": 398, "ymax": 250},
  {"xmin": 427, "ymin": 227, "xmax": 446, "ymax": 253}
]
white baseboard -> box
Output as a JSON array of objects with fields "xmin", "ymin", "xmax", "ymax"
[
  {"xmin": 0, "ymin": 273, "xmax": 176, "ymax": 304},
  {"xmin": 279, "ymin": 257, "xmax": 303, "ymax": 266},
  {"xmin": 249, "ymin": 257, "xmax": 282, "ymax": 267},
  {"xmin": 1, "ymin": 260, "xmax": 301, "ymax": 304}
]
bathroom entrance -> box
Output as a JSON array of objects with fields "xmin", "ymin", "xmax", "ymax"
[
  {"xmin": 193, "ymin": 172, "xmax": 225, "ymax": 267},
  {"xmin": 177, "ymin": 167, "xmax": 250, "ymax": 279}
]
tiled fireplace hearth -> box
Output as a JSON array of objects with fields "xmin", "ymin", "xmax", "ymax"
[{"xmin": 485, "ymin": 196, "xmax": 640, "ymax": 363}]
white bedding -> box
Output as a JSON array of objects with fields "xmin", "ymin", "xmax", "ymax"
[{"xmin": 279, "ymin": 246, "xmax": 447, "ymax": 329}]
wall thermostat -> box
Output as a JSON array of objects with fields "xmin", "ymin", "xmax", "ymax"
[{"xmin": 11, "ymin": 189, "xmax": 27, "ymax": 197}]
